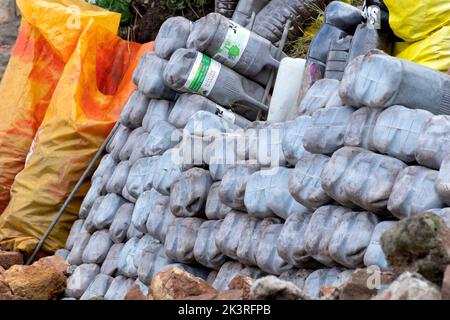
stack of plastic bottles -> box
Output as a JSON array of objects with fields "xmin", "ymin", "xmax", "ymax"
[{"xmin": 57, "ymin": 2, "xmax": 450, "ymax": 300}]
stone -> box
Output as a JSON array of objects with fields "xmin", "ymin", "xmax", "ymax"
[
  {"xmin": 151, "ymin": 267, "xmax": 216, "ymax": 300},
  {"xmin": 0, "ymin": 250, "xmax": 23, "ymax": 270},
  {"xmin": 319, "ymin": 286, "xmax": 339, "ymax": 300},
  {"xmin": 124, "ymin": 284, "xmax": 148, "ymax": 300},
  {"xmin": 372, "ymin": 272, "xmax": 442, "ymax": 300},
  {"xmin": 250, "ymin": 276, "xmax": 309, "ymax": 300},
  {"xmin": 0, "ymin": 279, "xmax": 11, "ymax": 294},
  {"xmin": 228, "ymin": 274, "xmax": 254, "ymax": 300},
  {"xmin": 3, "ymin": 262, "xmax": 66, "ymax": 300},
  {"xmin": 381, "ymin": 212, "xmax": 450, "ymax": 284},
  {"xmin": 338, "ymin": 268, "xmax": 395, "ymax": 300},
  {"xmin": 34, "ymin": 256, "xmax": 68, "ymax": 276},
  {"xmin": 442, "ymin": 265, "xmax": 450, "ymax": 300}
]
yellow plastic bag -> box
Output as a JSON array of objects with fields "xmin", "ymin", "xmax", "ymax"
[
  {"xmin": 0, "ymin": 0, "xmax": 121, "ymax": 214},
  {"xmin": 394, "ymin": 26, "xmax": 450, "ymax": 72},
  {"xmin": 384, "ymin": 0, "xmax": 450, "ymax": 42},
  {"xmin": 0, "ymin": 1, "xmax": 153, "ymax": 254}
]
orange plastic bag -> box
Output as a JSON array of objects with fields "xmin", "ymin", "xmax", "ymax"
[
  {"xmin": 0, "ymin": 1, "xmax": 152, "ymax": 254},
  {"xmin": 0, "ymin": 0, "xmax": 121, "ymax": 213}
]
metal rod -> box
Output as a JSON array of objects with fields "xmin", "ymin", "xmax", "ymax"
[
  {"xmin": 258, "ymin": 19, "xmax": 292, "ymax": 120},
  {"xmin": 26, "ymin": 122, "xmax": 120, "ymax": 265}
]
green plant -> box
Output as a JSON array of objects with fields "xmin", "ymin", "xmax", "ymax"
[
  {"xmin": 161, "ymin": 0, "xmax": 212, "ymax": 12},
  {"xmin": 89, "ymin": 0, "xmax": 133, "ymax": 25}
]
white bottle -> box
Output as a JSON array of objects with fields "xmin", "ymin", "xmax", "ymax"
[{"xmin": 268, "ymin": 57, "xmax": 306, "ymax": 122}]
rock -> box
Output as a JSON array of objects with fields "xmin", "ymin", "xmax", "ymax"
[
  {"xmin": 229, "ymin": 274, "xmax": 254, "ymax": 300},
  {"xmin": 0, "ymin": 279, "xmax": 11, "ymax": 294},
  {"xmin": 185, "ymin": 289, "xmax": 245, "ymax": 300},
  {"xmin": 338, "ymin": 269, "xmax": 395, "ymax": 300},
  {"xmin": 250, "ymin": 276, "xmax": 309, "ymax": 300},
  {"xmin": 319, "ymin": 286, "xmax": 339, "ymax": 300},
  {"xmin": 34, "ymin": 256, "xmax": 68, "ymax": 276},
  {"xmin": 442, "ymin": 265, "xmax": 450, "ymax": 300},
  {"xmin": 372, "ymin": 272, "xmax": 442, "ymax": 300},
  {"xmin": 0, "ymin": 265, "xmax": 4, "ymax": 275},
  {"xmin": 0, "ymin": 292, "xmax": 29, "ymax": 300},
  {"xmin": 3, "ymin": 262, "xmax": 66, "ymax": 300},
  {"xmin": 125, "ymin": 284, "xmax": 148, "ymax": 300},
  {"xmin": 151, "ymin": 267, "xmax": 217, "ymax": 300},
  {"xmin": 381, "ymin": 212, "xmax": 450, "ymax": 284},
  {"xmin": 0, "ymin": 250, "xmax": 23, "ymax": 270}
]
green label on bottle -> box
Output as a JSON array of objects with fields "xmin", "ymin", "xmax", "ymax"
[
  {"xmin": 184, "ymin": 52, "xmax": 221, "ymax": 97},
  {"xmin": 214, "ymin": 21, "xmax": 250, "ymax": 67}
]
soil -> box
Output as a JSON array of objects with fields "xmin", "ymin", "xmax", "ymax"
[{"xmin": 128, "ymin": 0, "xmax": 215, "ymax": 44}]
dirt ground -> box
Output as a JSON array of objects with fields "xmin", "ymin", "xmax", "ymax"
[{"xmin": 0, "ymin": 0, "xmax": 19, "ymax": 81}]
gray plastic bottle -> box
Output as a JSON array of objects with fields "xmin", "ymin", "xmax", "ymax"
[
  {"xmin": 142, "ymin": 99, "xmax": 173, "ymax": 132},
  {"xmin": 65, "ymin": 219, "xmax": 85, "ymax": 250},
  {"xmin": 363, "ymin": 221, "xmax": 397, "ymax": 271},
  {"xmin": 347, "ymin": 23, "xmax": 392, "ymax": 63},
  {"xmin": 143, "ymin": 120, "xmax": 181, "ymax": 157},
  {"xmin": 256, "ymin": 224, "xmax": 293, "ymax": 275},
  {"xmin": 216, "ymin": 0, "xmax": 239, "ymax": 18},
  {"xmin": 193, "ymin": 220, "xmax": 228, "ymax": 270},
  {"xmin": 117, "ymin": 237, "xmax": 141, "ymax": 278},
  {"xmin": 152, "ymin": 148, "xmax": 183, "ymax": 196},
  {"xmin": 164, "ymin": 217, "xmax": 205, "ymax": 264},
  {"xmin": 164, "ymin": 48, "xmax": 267, "ymax": 112},
  {"xmin": 65, "ymin": 264, "xmax": 100, "ymax": 299},
  {"xmin": 80, "ymin": 274, "xmax": 113, "ymax": 300},
  {"xmin": 168, "ymin": 94, "xmax": 251, "ymax": 129},
  {"xmin": 303, "ymin": 106, "xmax": 355, "ymax": 155},
  {"xmin": 205, "ymin": 182, "xmax": 233, "ymax": 220},
  {"xmin": 134, "ymin": 52, "xmax": 177, "ymax": 100},
  {"xmin": 344, "ymin": 107, "xmax": 383, "ymax": 151},
  {"xmin": 339, "ymin": 50, "xmax": 450, "ymax": 114},
  {"xmin": 137, "ymin": 243, "xmax": 172, "ymax": 285},
  {"xmin": 237, "ymin": 217, "xmax": 281, "ymax": 267},
  {"xmin": 387, "ymin": 166, "xmax": 445, "ymax": 219},
  {"xmin": 304, "ymin": 205, "xmax": 351, "ymax": 267},
  {"xmin": 288, "ymin": 153, "xmax": 332, "ymax": 210},
  {"xmin": 126, "ymin": 156, "xmax": 159, "ymax": 199},
  {"xmin": 109, "ymin": 203, "xmax": 133, "ymax": 244},
  {"xmin": 321, "ymin": 147, "xmax": 407, "ymax": 214},
  {"xmin": 436, "ymin": 153, "xmax": 450, "ymax": 206},
  {"xmin": 146, "ymin": 200, "xmax": 174, "ymax": 243},
  {"xmin": 92, "ymin": 193, "xmax": 126, "ymax": 230},
  {"xmin": 133, "ymin": 189, "xmax": 168, "ymax": 233},
  {"xmin": 265, "ymin": 167, "xmax": 310, "ymax": 220},
  {"xmin": 169, "ymin": 168, "xmax": 213, "ymax": 218},
  {"xmin": 107, "ymin": 124, "xmax": 131, "ymax": 161},
  {"xmin": 298, "ymin": 79, "xmax": 340, "ymax": 116},
  {"xmin": 100, "ymin": 243, "xmax": 123, "ymax": 276},
  {"xmin": 104, "ymin": 276, "xmax": 135, "ymax": 300},
  {"xmin": 372, "ymin": 106, "xmax": 433, "ymax": 163},
  {"xmin": 324, "ymin": 35, "xmax": 352, "ymax": 81},
  {"xmin": 82, "ymin": 229, "xmax": 113, "ymax": 265},
  {"xmin": 218, "ymin": 164, "xmax": 259, "ymax": 211},
  {"xmin": 232, "ymin": 0, "xmax": 268, "ymax": 27},
  {"xmin": 154, "ymin": 17, "xmax": 193, "ymax": 60},
  {"xmin": 415, "ymin": 115, "xmax": 450, "ymax": 169},
  {"xmin": 215, "ymin": 211, "xmax": 250, "ymax": 260},
  {"xmin": 187, "ymin": 13, "xmax": 280, "ymax": 86},
  {"xmin": 67, "ymin": 228, "xmax": 91, "ymax": 266},
  {"xmin": 119, "ymin": 91, "xmax": 150, "ymax": 129},
  {"xmin": 118, "ymin": 127, "xmax": 145, "ymax": 161},
  {"xmin": 105, "ymin": 161, "xmax": 130, "ymax": 195},
  {"xmin": 282, "ymin": 116, "xmax": 312, "ymax": 166},
  {"xmin": 328, "ymin": 211, "xmax": 379, "ymax": 268},
  {"xmin": 83, "ymin": 196, "xmax": 104, "ymax": 233},
  {"xmin": 277, "ymin": 212, "xmax": 315, "ymax": 268}
]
